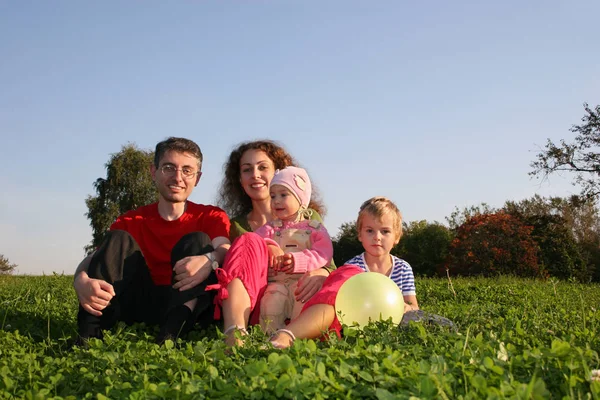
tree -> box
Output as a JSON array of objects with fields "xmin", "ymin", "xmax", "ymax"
[
  {"xmin": 447, "ymin": 212, "xmax": 543, "ymax": 278},
  {"xmin": 332, "ymin": 222, "xmax": 362, "ymax": 266},
  {"xmin": 549, "ymin": 196, "xmax": 600, "ymax": 282},
  {"xmin": 446, "ymin": 203, "xmax": 496, "ymax": 230},
  {"xmin": 397, "ymin": 220, "xmax": 453, "ymax": 277},
  {"xmin": 531, "ymin": 103, "xmax": 600, "ymax": 199},
  {"xmin": 505, "ymin": 205, "xmax": 583, "ymax": 281},
  {"xmin": 504, "ymin": 195, "xmax": 600, "ymax": 282},
  {"xmin": 85, "ymin": 143, "xmax": 157, "ymax": 253},
  {"xmin": 0, "ymin": 254, "xmax": 16, "ymax": 274}
]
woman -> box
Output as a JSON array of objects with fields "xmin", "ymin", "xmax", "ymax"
[
  {"xmin": 212, "ymin": 140, "xmax": 334, "ymax": 344},
  {"xmin": 218, "ymin": 140, "xmax": 328, "ymax": 241}
]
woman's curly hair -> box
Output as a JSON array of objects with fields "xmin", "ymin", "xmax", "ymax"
[{"xmin": 218, "ymin": 139, "xmax": 325, "ymax": 218}]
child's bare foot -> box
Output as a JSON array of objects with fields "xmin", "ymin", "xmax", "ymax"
[
  {"xmin": 223, "ymin": 325, "xmax": 248, "ymax": 347},
  {"xmin": 269, "ymin": 328, "xmax": 296, "ymax": 349}
]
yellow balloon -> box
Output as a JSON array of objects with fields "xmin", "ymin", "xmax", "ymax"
[{"xmin": 335, "ymin": 272, "xmax": 404, "ymax": 327}]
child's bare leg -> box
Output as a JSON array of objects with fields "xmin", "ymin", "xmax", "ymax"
[
  {"xmin": 221, "ymin": 278, "xmax": 251, "ymax": 346},
  {"xmin": 260, "ymin": 282, "xmax": 289, "ymax": 334},
  {"xmin": 270, "ymin": 304, "xmax": 335, "ymax": 348},
  {"xmin": 289, "ymin": 281, "xmax": 303, "ymax": 321}
]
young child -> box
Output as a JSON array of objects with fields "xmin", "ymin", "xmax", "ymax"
[
  {"xmin": 254, "ymin": 166, "xmax": 333, "ymax": 333},
  {"xmin": 269, "ymin": 196, "xmax": 418, "ymax": 348},
  {"xmin": 344, "ymin": 197, "xmax": 418, "ymax": 310}
]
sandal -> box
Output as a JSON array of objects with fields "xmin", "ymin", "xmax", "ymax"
[
  {"xmin": 223, "ymin": 325, "xmax": 248, "ymax": 347},
  {"xmin": 269, "ymin": 328, "xmax": 296, "ymax": 349}
]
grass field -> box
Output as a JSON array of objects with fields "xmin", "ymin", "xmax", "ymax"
[{"xmin": 0, "ymin": 274, "xmax": 599, "ymax": 399}]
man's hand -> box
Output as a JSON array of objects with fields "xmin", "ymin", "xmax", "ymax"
[
  {"xmin": 295, "ymin": 267, "xmax": 329, "ymax": 303},
  {"xmin": 73, "ymin": 271, "xmax": 115, "ymax": 316},
  {"xmin": 172, "ymin": 255, "xmax": 212, "ymax": 291}
]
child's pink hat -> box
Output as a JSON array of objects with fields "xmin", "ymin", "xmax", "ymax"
[{"xmin": 270, "ymin": 166, "xmax": 312, "ymax": 208}]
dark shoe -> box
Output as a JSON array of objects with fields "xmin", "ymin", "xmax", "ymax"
[
  {"xmin": 71, "ymin": 336, "xmax": 90, "ymax": 349},
  {"xmin": 76, "ymin": 322, "xmax": 103, "ymax": 345},
  {"xmin": 155, "ymin": 305, "xmax": 193, "ymax": 344},
  {"xmin": 155, "ymin": 333, "xmax": 176, "ymax": 345},
  {"xmin": 400, "ymin": 310, "xmax": 456, "ymax": 330},
  {"xmin": 77, "ymin": 306, "xmax": 105, "ymax": 339},
  {"xmin": 70, "ymin": 332, "xmax": 102, "ymax": 349}
]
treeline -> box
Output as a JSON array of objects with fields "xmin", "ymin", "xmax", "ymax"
[
  {"xmin": 86, "ymin": 144, "xmax": 600, "ymax": 283},
  {"xmin": 333, "ymin": 195, "xmax": 600, "ymax": 283},
  {"xmin": 85, "ymin": 102, "xmax": 600, "ymax": 282}
]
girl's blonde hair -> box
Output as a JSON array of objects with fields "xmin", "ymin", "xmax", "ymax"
[{"xmin": 357, "ymin": 196, "xmax": 403, "ymax": 244}]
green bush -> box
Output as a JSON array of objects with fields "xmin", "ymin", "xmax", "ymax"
[
  {"xmin": 332, "ymin": 222, "xmax": 362, "ymax": 266},
  {"xmin": 397, "ymin": 221, "xmax": 453, "ymax": 277}
]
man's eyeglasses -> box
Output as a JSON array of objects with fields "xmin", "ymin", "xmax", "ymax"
[{"xmin": 160, "ymin": 164, "xmax": 199, "ymax": 179}]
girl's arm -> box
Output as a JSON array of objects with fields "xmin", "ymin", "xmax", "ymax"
[
  {"xmin": 289, "ymin": 227, "xmax": 333, "ymax": 273},
  {"xmin": 254, "ymin": 223, "xmax": 273, "ymax": 239},
  {"xmin": 255, "ymin": 225, "xmax": 285, "ymax": 269}
]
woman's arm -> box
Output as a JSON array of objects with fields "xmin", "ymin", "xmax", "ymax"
[
  {"xmin": 294, "ymin": 268, "xmax": 329, "ymax": 303},
  {"xmin": 229, "ymin": 215, "xmax": 252, "ymax": 242}
]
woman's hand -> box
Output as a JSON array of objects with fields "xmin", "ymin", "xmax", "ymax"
[{"xmin": 295, "ymin": 267, "xmax": 329, "ymax": 303}]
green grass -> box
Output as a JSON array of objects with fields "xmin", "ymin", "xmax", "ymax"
[{"xmin": 0, "ymin": 274, "xmax": 599, "ymax": 399}]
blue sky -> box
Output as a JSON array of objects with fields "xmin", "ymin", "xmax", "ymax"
[{"xmin": 1, "ymin": 1, "xmax": 598, "ymax": 275}]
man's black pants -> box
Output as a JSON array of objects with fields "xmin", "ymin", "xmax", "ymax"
[{"xmin": 77, "ymin": 230, "xmax": 218, "ymax": 338}]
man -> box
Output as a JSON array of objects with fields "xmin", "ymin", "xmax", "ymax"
[{"xmin": 74, "ymin": 137, "xmax": 231, "ymax": 343}]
